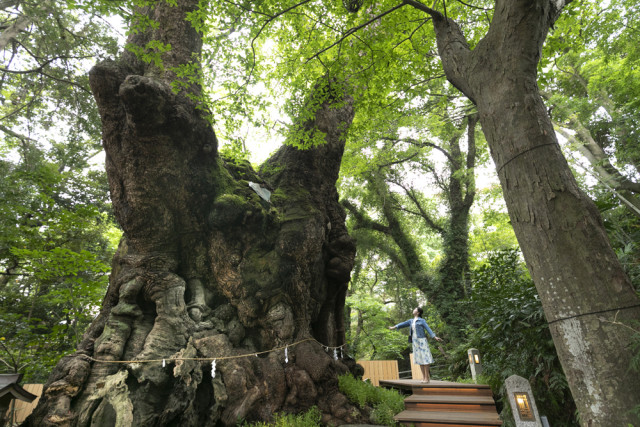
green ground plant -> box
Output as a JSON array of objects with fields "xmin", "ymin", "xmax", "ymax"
[
  {"xmin": 338, "ymin": 373, "xmax": 405, "ymax": 426},
  {"xmin": 242, "ymin": 406, "xmax": 321, "ymax": 427}
]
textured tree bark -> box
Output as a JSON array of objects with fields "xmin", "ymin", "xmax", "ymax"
[
  {"xmin": 25, "ymin": 2, "xmax": 364, "ymax": 426},
  {"xmin": 428, "ymin": 0, "xmax": 640, "ymax": 424}
]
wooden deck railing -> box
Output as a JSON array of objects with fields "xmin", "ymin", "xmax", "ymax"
[{"xmin": 357, "ymin": 360, "xmax": 399, "ymax": 386}]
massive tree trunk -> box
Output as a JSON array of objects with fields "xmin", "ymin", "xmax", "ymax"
[
  {"xmin": 25, "ymin": 2, "xmax": 364, "ymax": 426},
  {"xmin": 422, "ymin": 0, "xmax": 640, "ymax": 424}
]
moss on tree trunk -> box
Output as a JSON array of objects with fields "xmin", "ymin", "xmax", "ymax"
[{"xmin": 25, "ymin": 1, "xmax": 365, "ymax": 425}]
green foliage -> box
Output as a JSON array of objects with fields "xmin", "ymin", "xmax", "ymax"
[
  {"xmin": 243, "ymin": 406, "xmax": 322, "ymax": 427},
  {"xmin": 346, "ymin": 291, "xmax": 408, "ymax": 361},
  {"xmin": 338, "ymin": 373, "xmax": 405, "ymax": 426},
  {"xmin": 469, "ymin": 186, "xmax": 519, "ymax": 258},
  {"xmin": 624, "ymin": 317, "xmax": 640, "ymax": 419},
  {"xmin": 344, "ymin": 237, "xmax": 447, "ymax": 362},
  {"xmin": 542, "ymin": 0, "xmax": 640, "ymax": 191},
  {"xmin": 0, "ymin": 0, "xmax": 121, "ymax": 158},
  {"xmin": 592, "ymin": 190, "xmax": 640, "ymax": 292},
  {"xmin": 453, "ymin": 249, "xmax": 577, "ymax": 426},
  {"xmin": 0, "ymin": 156, "xmax": 118, "ymax": 381},
  {"xmin": 126, "ymin": 40, "xmax": 173, "ymax": 69},
  {"xmin": 0, "ymin": 158, "xmax": 116, "ymax": 372}
]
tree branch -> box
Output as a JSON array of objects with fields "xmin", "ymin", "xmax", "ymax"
[
  {"xmin": 422, "ymin": 163, "xmax": 447, "ymax": 192},
  {"xmin": 402, "ymin": 0, "xmax": 443, "ymax": 18},
  {"xmin": 562, "ymin": 119, "xmax": 640, "ymax": 195},
  {"xmin": 0, "ymin": 357, "xmax": 16, "ymax": 370},
  {"xmin": 379, "ymin": 136, "xmax": 454, "ymax": 164},
  {"xmin": 0, "ymin": 56, "xmax": 60, "ymax": 74},
  {"xmin": 454, "ymin": 0, "xmax": 493, "ymax": 11},
  {"xmin": 391, "ymin": 178, "xmax": 445, "ymax": 235},
  {"xmin": 221, "ymin": 0, "xmax": 272, "ymax": 18},
  {"xmin": 342, "ymin": 199, "xmax": 391, "ymax": 234},
  {"xmin": 391, "ymin": 18, "xmax": 431, "ymax": 52},
  {"xmin": 0, "ymin": 340, "xmax": 18, "ymax": 371},
  {"xmin": 0, "ymin": 123, "xmax": 35, "ymax": 143},
  {"xmin": 239, "ymin": 0, "xmax": 314, "ymax": 92},
  {"xmin": 39, "ymin": 70, "xmax": 91, "ymax": 94},
  {"xmin": 383, "ymin": 244, "xmax": 412, "ymax": 281},
  {"xmin": 377, "ymin": 152, "xmax": 420, "ymax": 169},
  {"xmin": 0, "ymin": 0, "xmax": 21, "ymax": 10},
  {"xmin": 0, "ymin": 14, "xmax": 30, "ymax": 50},
  {"xmin": 306, "ymin": 2, "xmax": 408, "ymax": 62}
]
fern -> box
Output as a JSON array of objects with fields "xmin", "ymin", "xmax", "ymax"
[{"xmin": 338, "ymin": 373, "xmax": 405, "ymax": 426}]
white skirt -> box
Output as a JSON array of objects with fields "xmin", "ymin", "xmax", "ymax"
[{"xmin": 412, "ymin": 337, "xmax": 434, "ymax": 365}]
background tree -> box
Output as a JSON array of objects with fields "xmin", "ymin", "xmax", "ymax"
[
  {"xmin": 0, "ymin": 0, "xmax": 120, "ymax": 159},
  {"xmin": 0, "ymin": 153, "xmax": 117, "ymax": 382},
  {"xmin": 539, "ymin": 0, "xmax": 640, "ymax": 218},
  {"xmin": 342, "ymin": 108, "xmax": 480, "ymax": 340},
  {"xmin": 0, "ymin": 0, "xmax": 122, "ymax": 383}
]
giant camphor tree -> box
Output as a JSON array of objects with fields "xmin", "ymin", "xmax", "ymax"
[
  {"xmin": 26, "ymin": 0, "xmax": 366, "ymax": 425},
  {"xmin": 26, "ymin": 0, "xmax": 640, "ymax": 426}
]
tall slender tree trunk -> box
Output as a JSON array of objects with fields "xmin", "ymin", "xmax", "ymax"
[
  {"xmin": 435, "ymin": 114, "xmax": 477, "ymax": 337},
  {"xmin": 25, "ymin": 2, "xmax": 365, "ymax": 426},
  {"xmin": 425, "ymin": 0, "xmax": 640, "ymax": 424}
]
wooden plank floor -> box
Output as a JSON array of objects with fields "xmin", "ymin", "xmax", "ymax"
[
  {"xmin": 394, "ymin": 410, "xmax": 502, "ymax": 425},
  {"xmin": 404, "ymin": 395, "xmax": 496, "ymax": 404},
  {"xmin": 380, "ymin": 379, "xmax": 492, "ymax": 390},
  {"xmin": 380, "ymin": 380, "xmax": 492, "ymax": 396}
]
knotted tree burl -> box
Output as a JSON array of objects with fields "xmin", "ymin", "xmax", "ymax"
[{"xmin": 26, "ymin": 1, "xmax": 365, "ymax": 425}]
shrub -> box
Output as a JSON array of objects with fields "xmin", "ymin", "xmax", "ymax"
[
  {"xmin": 243, "ymin": 406, "xmax": 322, "ymax": 427},
  {"xmin": 338, "ymin": 373, "xmax": 405, "ymax": 426}
]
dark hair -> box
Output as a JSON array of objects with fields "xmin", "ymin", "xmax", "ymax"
[{"xmin": 416, "ymin": 307, "xmax": 423, "ymax": 317}]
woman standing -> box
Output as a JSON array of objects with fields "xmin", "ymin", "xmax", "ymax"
[{"xmin": 389, "ymin": 307, "xmax": 443, "ymax": 383}]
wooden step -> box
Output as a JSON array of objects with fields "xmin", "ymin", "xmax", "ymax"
[
  {"xmin": 412, "ymin": 384, "xmax": 493, "ymax": 397},
  {"xmin": 404, "ymin": 394, "xmax": 498, "ymax": 413},
  {"xmin": 380, "ymin": 379, "xmax": 502, "ymax": 426},
  {"xmin": 394, "ymin": 409, "xmax": 502, "ymax": 426}
]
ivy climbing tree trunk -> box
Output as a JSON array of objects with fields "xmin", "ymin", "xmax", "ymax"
[
  {"xmin": 408, "ymin": 0, "xmax": 640, "ymax": 424},
  {"xmin": 25, "ymin": 1, "xmax": 364, "ymax": 426},
  {"xmin": 432, "ymin": 114, "xmax": 477, "ymax": 338}
]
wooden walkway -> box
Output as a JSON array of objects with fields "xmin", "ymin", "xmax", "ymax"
[{"xmin": 379, "ymin": 379, "xmax": 503, "ymax": 427}]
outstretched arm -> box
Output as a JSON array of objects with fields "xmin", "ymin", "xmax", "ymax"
[{"xmin": 389, "ymin": 319, "xmax": 411, "ymax": 330}]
